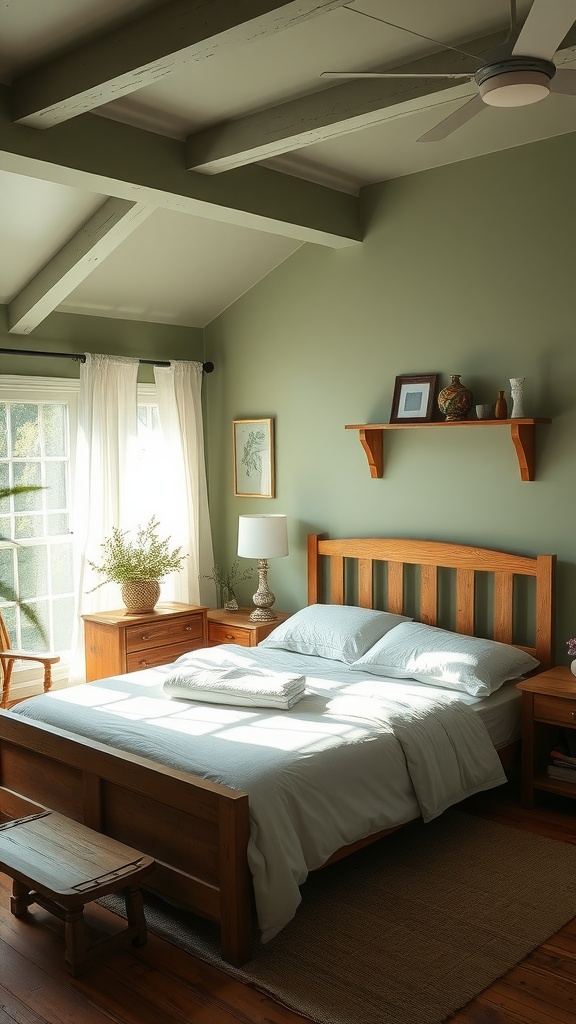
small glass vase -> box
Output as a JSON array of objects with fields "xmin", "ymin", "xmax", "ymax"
[{"xmin": 224, "ymin": 587, "xmax": 238, "ymax": 612}]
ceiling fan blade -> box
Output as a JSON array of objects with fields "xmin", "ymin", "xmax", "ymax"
[
  {"xmin": 512, "ymin": 0, "xmax": 576, "ymax": 59},
  {"xmin": 320, "ymin": 72, "xmax": 474, "ymax": 80},
  {"xmin": 550, "ymin": 67, "xmax": 576, "ymax": 93},
  {"xmin": 417, "ymin": 94, "xmax": 486, "ymax": 142}
]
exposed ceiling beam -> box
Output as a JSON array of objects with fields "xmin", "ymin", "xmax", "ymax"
[
  {"xmin": 185, "ymin": 26, "xmax": 576, "ymax": 173},
  {"xmin": 8, "ymin": 198, "xmax": 154, "ymax": 334},
  {"xmin": 10, "ymin": 0, "xmax": 349, "ymax": 129},
  {"xmin": 0, "ymin": 87, "xmax": 360, "ymax": 249}
]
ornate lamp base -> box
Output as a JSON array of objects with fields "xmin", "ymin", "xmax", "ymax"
[{"xmin": 249, "ymin": 558, "xmax": 278, "ymax": 622}]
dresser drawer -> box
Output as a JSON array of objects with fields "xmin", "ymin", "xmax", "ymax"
[
  {"xmin": 533, "ymin": 693, "xmax": 576, "ymax": 727},
  {"xmin": 126, "ymin": 637, "xmax": 204, "ymax": 672},
  {"xmin": 208, "ymin": 622, "xmax": 251, "ymax": 647},
  {"xmin": 125, "ymin": 614, "xmax": 204, "ymax": 653}
]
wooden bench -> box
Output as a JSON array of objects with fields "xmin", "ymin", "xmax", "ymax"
[{"xmin": 0, "ymin": 810, "xmax": 155, "ymax": 975}]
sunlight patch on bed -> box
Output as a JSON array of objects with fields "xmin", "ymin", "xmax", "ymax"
[{"xmin": 48, "ymin": 685, "xmax": 131, "ymax": 707}]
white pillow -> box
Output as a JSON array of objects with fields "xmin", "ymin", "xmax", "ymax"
[
  {"xmin": 349, "ymin": 620, "xmax": 539, "ymax": 696},
  {"xmin": 258, "ymin": 604, "xmax": 412, "ymax": 664}
]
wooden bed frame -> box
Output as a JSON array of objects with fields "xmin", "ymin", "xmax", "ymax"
[{"xmin": 0, "ymin": 535, "xmax": 556, "ymax": 965}]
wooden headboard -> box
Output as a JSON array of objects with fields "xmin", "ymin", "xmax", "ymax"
[{"xmin": 307, "ymin": 535, "xmax": 556, "ymax": 671}]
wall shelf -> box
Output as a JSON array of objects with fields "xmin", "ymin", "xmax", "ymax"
[{"xmin": 345, "ymin": 419, "xmax": 551, "ymax": 482}]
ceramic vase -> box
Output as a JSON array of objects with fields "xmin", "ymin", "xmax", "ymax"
[
  {"xmin": 437, "ymin": 374, "xmax": 473, "ymax": 421},
  {"xmin": 509, "ymin": 377, "xmax": 526, "ymax": 419},
  {"xmin": 494, "ymin": 390, "xmax": 508, "ymax": 419},
  {"xmin": 571, "ymin": 660, "xmax": 576, "ymax": 677},
  {"xmin": 121, "ymin": 579, "xmax": 160, "ymax": 614}
]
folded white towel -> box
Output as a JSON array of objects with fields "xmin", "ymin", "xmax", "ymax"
[{"xmin": 163, "ymin": 666, "xmax": 306, "ymax": 709}]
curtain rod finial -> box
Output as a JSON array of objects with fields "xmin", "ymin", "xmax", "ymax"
[{"xmin": 203, "ymin": 361, "xmax": 214, "ymax": 373}]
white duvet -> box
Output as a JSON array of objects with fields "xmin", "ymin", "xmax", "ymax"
[{"xmin": 12, "ymin": 644, "xmax": 508, "ymax": 942}]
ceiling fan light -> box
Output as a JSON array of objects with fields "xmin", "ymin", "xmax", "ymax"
[{"xmin": 479, "ymin": 71, "xmax": 551, "ymax": 107}]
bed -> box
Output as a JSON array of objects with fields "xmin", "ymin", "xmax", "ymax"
[{"xmin": 0, "ymin": 534, "xmax": 556, "ymax": 965}]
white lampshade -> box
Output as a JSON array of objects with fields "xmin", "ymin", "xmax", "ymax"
[{"xmin": 237, "ymin": 514, "xmax": 288, "ymax": 559}]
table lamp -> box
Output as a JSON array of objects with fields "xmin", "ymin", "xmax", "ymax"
[{"xmin": 237, "ymin": 514, "xmax": 288, "ymax": 622}]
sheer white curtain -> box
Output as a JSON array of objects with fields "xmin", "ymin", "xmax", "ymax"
[
  {"xmin": 70, "ymin": 353, "xmax": 139, "ymax": 682},
  {"xmin": 153, "ymin": 361, "xmax": 215, "ymax": 607}
]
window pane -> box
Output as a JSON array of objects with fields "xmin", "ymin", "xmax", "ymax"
[
  {"xmin": 43, "ymin": 404, "xmax": 67, "ymax": 457},
  {"xmin": 0, "ymin": 604, "xmax": 16, "ymax": 638},
  {"xmin": 0, "ymin": 463, "xmax": 8, "ymax": 493},
  {"xmin": 51, "ymin": 543, "xmax": 74, "ymax": 595},
  {"xmin": 20, "ymin": 601, "xmax": 48, "ymax": 649},
  {"xmin": 11, "ymin": 404, "xmax": 40, "ymax": 457},
  {"xmin": 15, "ymin": 514, "xmax": 44, "ymax": 540},
  {"xmin": 0, "ymin": 405, "xmax": 6, "ymax": 457},
  {"xmin": 13, "ymin": 463, "xmax": 42, "ymax": 508},
  {"xmin": 53, "ymin": 596, "xmax": 74, "ymax": 649},
  {"xmin": 45, "ymin": 462, "xmax": 67, "ymax": 509},
  {"xmin": 17, "ymin": 545, "xmax": 47, "ymax": 600},
  {"xmin": 0, "ymin": 547, "xmax": 14, "ymax": 593},
  {"xmin": 47, "ymin": 512, "xmax": 69, "ymax": 536}
]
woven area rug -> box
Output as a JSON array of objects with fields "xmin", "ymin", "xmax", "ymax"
[{"xmin": 104, "ymin": 811, "xmax": 576, "ymax": 1024}]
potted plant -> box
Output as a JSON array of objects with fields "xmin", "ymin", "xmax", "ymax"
[
  {"xmin": 88, "ymin": 516, "xmax": 185, "ymax": 613},
  {"xmin": 202, "ymin": 560, "xmax": 253, "ymax": 611}
]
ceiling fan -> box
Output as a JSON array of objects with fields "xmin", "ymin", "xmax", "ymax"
[{"xmin": 320, "ymin": 0, "xmax": 576, "ymax": 141}]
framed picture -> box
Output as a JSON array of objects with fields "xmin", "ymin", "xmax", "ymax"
[
  {"xmin": 389, "ymin": 374, "xmax": 438, "ymax": 424},
  {"xmin": 233, "ymin": 418, "xmax": 275, "ymax": 498}
]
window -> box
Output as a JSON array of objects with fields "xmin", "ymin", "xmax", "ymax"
[{"xmin": 0, "ymin": 378, "xmax": 77, "ymax": 660}]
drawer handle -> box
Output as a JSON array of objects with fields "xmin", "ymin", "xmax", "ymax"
[
  {"xmin": 138, "ymin": 660, "xmax": 149, "ymax": 667},
  {"xmin": 572, "ymin": 711, "xmax": 576, "ymax": 719},
  {"xmin": 141, "ymin": 634, "xmax": 151, "ymax": 641},
  {"xmin": 185, "ymin": 626, "xmax": 193, "ymax": 632},
  {"xmin": 225, "ymin": 633, "xmax": 235, "ymax": 640}
]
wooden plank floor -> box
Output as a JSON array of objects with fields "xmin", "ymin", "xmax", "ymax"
[{"xmin": 0, "ymin": 779, "xmax": 575, "ymax": 1024}]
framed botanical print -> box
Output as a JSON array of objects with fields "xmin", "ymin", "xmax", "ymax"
[{"xmin": 233, "ymin": 418, "xmax": 275, "ymax": 497}]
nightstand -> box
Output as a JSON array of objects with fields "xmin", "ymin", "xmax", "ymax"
[
  {"xmin": 83, "ymin": 602, "xmax": 207, "ymax": 682},
  {"xmin": 516, "ymin": 666, "xmax": 576, "ymax": 808},
  {"xmin": 207, "ymin": 608, "xmax": 291, "ymax": 648}
]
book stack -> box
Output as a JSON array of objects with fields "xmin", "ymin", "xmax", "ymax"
[{"xmin": 547, "ymin": 747, "xmax": 576, "ymax": 784}]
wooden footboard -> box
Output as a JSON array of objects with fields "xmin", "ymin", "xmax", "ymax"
[{"xmin": 0, "ymin": 710, "xmax": 253, "ymax": 965}]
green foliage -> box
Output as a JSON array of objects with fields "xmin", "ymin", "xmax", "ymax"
[
  {"xmin": 202, "ymin": 559, "xmax": 253, "ymax": 592},
  {"xmin": 88, "ymin": 517, "xmax": 185, "ymax": 590},
  {"xmin": 202, "ymin": 560, "xmax": 253, "ymax": 607}
]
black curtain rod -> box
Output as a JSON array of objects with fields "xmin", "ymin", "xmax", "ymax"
[{"xmin": 0, "ymin": 347, "xmax": 214, "ymax": 373}]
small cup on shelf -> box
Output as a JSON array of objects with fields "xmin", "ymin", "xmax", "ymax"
[{"xmin": 475, "ymin": 404, "xmax": 493, "ymax": 420}]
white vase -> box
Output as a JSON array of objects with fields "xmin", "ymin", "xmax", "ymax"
[
  {"xmin": 571, "ymin": 659, "xmax": 576, "ymax": 677},
  {"xmin": 509, "ymin": 377, "xmax": 526, "ymax": 419}
]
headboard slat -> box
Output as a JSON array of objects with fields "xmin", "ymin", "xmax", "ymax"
[
  {"xmin": 329, "ymin": 556, "xmax": 345, "ymax": 605},
  {"xmin": 494, "ymin": 572, "xmax": 514, "ymax": 645},
  {"xmin": 456, "ymin": 568, "xmax": 475, "ymax": 636},
  {"xmin": 358, "ymin": 559, "xmax": 373, "ymax": 609},
  {"xmin": 387, "ymin": 562, "xmax": 404, "ymax": 615},
  {"xmin": 419, "ymin": 564, "xmax": 438, "ymax": 626}
]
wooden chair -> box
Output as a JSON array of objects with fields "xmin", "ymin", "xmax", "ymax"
[{"xmin": 0, "ymin": 611, "xmax": 60, "ymax": 708}]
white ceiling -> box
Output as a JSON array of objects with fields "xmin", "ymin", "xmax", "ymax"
[{"xmin": 1, "ymin": 0, "xmax": 575, "ymax": 332}]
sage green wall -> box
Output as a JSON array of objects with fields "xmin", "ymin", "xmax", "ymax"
[
  {"xmin": 204, "ymin": 131, "xmax": 576, "ymax": 663},
  {"xmin": 0, "ymin": 306, "xmax": 204, "ymax": 381}
]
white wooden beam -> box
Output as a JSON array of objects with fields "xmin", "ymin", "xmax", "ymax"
[
  {"xmin": 185, "ymin": 27, "xmax": 576, "ymax": 173},
  {"xmin": 8, "ymin": 199, "xmax": 154, "ymax": 334},
  {"xmin": 11, "ymin": 0, "xmax": 349, "ymax": 129},
  {"xmin": 0, "ymin": 87, "xmax": 361, "ymax": 248}
]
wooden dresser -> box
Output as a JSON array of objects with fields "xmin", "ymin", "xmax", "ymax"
[
  {"xmin": 207, "ymin": 608, "xmax": 290, "ymax": 648},
  {"xmin": 82, "ymin": 602, "xmax": 207, "ymax": 682}
]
